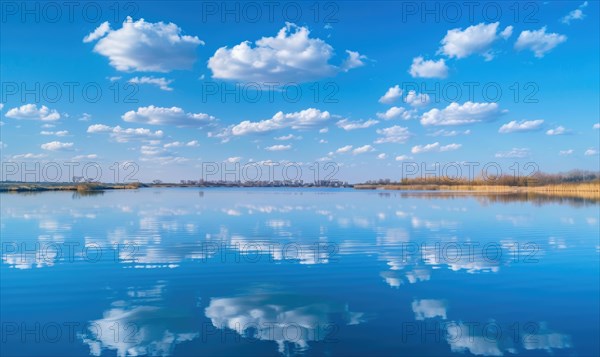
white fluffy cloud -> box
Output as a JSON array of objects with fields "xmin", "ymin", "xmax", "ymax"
[
  {"xmin": 376, "ymin": 106, "xmax": 413, "ymax": 120},
  {"xmin": 409, "ymin": 57, "xmax": 448, "ymax": 78},
  {"xmin": 353, "ymin": 145, "xmax": 374, "ymax": 155},
  {"xmin": 73, "ymin": 154, "xmax": 98, "ymax": 160},
  {"xmin": 515, "ymin": 27, "xmax": 567, "ymax": 58},
  {"xmin": 546, "ymin": 126, "xmax": 569, "ymax": 135},
  {"xmin": 83, "ymin": 21, "xmax": 110, "ymax": 43},
  {"xmin": 498, "ymin": 119, "xmax": 544, "ymax": 133},
  {"xmin": 40, "ymin": 130, "xmax": 69, "ymax": 136},
  {"xmin": 336, "ymin": 145, "xmax": 353, "ymax": 154},
  {"xmin": 128, "ymin": 76, "xmax": 174, "ymax": 91},
  {"xmin": 274, "ymin": 134, "xmax": 300, "ymax": 141},
  {"xmin": 411, "ymin": 142, "xmax": 461, "ymax": 154},
  {"xmin": 41, "ymin": 141, "xmax": 74, "ymax": 151},
  {"xmin": 377, "ymin": 153, "xmax": 387, "ymax": 159},
  {"xmin": 375, "ymin": 126, "xmax": 411, "ymax": 144},
  {"xmin": 379, "ymin": 85, "xmax": 402, "ymax": 104},
  {"xmin": 208, "ymin": 23, "xmax": 364, "ymax": 82},
  {"xmin": 421, "ymin": 102, "xmax": 503, "ymax": 126},
  {"xmin": 225, "ymin": 157, "xmax": 242, "ymax": 163},
  {"xmin": 404, "ymin": 90, "xmax": 430, "ymax": 107},
  {"xmin": 265, "ymin": 144, "xmax": 291, "ymax": 151},
  {"xmin": 85, "ymin": 17, "xmax": 203, "ymax": 72},
  {"xmin": 428, "ymin": 129, "xmax": 471, "ymax": 137},
  {"xmin": 559, "ymin": 149, "xmax": 574, "ymax": 156},
  {"xmin": 11, "ymin": 153, "xmax": 47, "ymax": 159},
  {"xmin": 122, "ymin": 106, "xmax": 215, "ymax": 127},
  {"xmin": 6, "ymin": 104, "xmax": 60, "ymax": 121},
  {"xmin": 395, "ymin": 155, "xmax": 413, "ymax": 161},
  {"xmin": 439, "ymin": 22, "xmax": 513, "ymax": 60},
  {"xmin": 231, "ymin": 108, "xmax": 331, "ymax": 136},
  {"xmin": 163, "ymin": 140, "xmax": 198, "ymax": 148},
  {"xmin": 561, "ymin": 2, "xmax": 588, "ymax": 24},
  {"xmin": 341, "ymin": 50, "xmax": 367, "ymax": 71},
  {"xmin": 336, "ymin": 119, "xmax": 378, "ymax": 131},
  {"xmin": 87, "ymin": 124, "xmax": 164, "ymax": 143},
  {"xmin": 495, "ymin": 148, "xmax": 530, "ymax": 158},
  {"xmin": 584, "ymin": 148, "xmax": 598, "ymax": 156}
]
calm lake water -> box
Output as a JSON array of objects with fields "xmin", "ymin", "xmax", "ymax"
[{"xmin": 1, "ymin": 188, "xmax": 599, "ymax": 356}]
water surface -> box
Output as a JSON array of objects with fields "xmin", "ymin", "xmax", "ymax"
[{"xmin": 1, "ymin": 188, "xmax": 599, "ymax": 356}]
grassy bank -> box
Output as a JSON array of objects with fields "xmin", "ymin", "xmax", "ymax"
[
  {"xmin": 0, "ymin": 182, "xmax": 144, "ymax": 192},
  {"xmin": 353, "ymin": 182, "xmax": 600, "ymax": 200}
]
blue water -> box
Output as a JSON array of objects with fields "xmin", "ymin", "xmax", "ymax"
[{"xmin": 1, "ymin": 188, "xmax": 599, "ymax": 356}]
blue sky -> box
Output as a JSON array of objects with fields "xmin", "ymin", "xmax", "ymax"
[{"xmin": 1, "ymin": 1, "xmax": 599, "ymax": 183}]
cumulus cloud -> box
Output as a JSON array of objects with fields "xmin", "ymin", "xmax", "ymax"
[
  {"xmin": 409, "ymin": 57, "xmax": 448, "ymax": 78},
  {"xmin": 561, "ymin": 2, "xmax": 588, "ymax": 24},
  {"xmin": 82, "ymin": 21, "xmax": 110, "ymax": 43},
  {"xmin": 73, "ymin": 154, "xmax": 98, "ymax": 160},
  {"xmin": 336, "ymin": 145, "xmax": 353, "ymax": 154},
  {"xmin": 375, "ymin": 126, "xmax": 411, "ymax": 144},
  {"xmin": 336, "ymin": 118, "xmax": 379, "ymax": 131},
  {"xmin": 559, "ymin": 149, "xmax": 574, "ymax": 156},
  {"xmin": 231, "ymin": 108, "xmax": 331, "ymax": 136},
  {"xmin": 428, "ymin": 129, "xmax": 471, "ymax": 137},
  {"xmin": 377, "ymin": 153, "xmax": 387, "ymax": 159},
  {"xmin": 265, "ymin": 144, "xmax": 291, "ymax": 151},
  {"xmin": 40, "ymin": 130, "xmax": 69, "ymax": 136},
  {"xmin": 376, "ymin": 106, "xmax": 413, "ymax": 120},
  {"xmin": 395, "ymin": 155, "xmax": 413, "ymax": 161},
  {"xmin": 208, "ymin": 23, "xmax": 364, "ymax": 83},
  {"xmin": 498, "ymin": 119, "xmax": 544, "ymax": 133},
  {"xmin": 122, "ymin": 106, "xmax": 215, "ymax": 127},
  {"xmin": 225, "ymin": 157, "xmax": 242, "ymax": 163},
  {"xmin": 41, "ymin": 141, "xmax": 74, "ymax": 151},
  {"xmin": 163, "ymin": 140, "xmax": 198, "ymax": 148},
  {"xmin": 495, "ymin": 148, "xmax": 530, "ymax": 158},
  {"xmin": 11, "ymin": 153, "xmax": 47, "ymax": 159},
  {"xmin": 87, "ymin": 124, "xmax": 164, "ymax": 143},
  {"xmin": 421, "ymin": 102, "xmax": 503, "ymax": 126},
  {"xmin": 584, "ymin": 148, "xmax": 598, "ymax": 156},
  {"xmin": 546, "ymin": 126, "xmax": 569, "ymax": 135},
  {"xmin": 593, "ymin": 123, "xmax": 600, "ymax": 129},
  {"xmin": 515, "ymin": 27, "xmax": 567, "ymax": 58},
  {"xmin": 404, "ymin": 90, "xmax": 430, "ymax": 107},
  {"xmin": 412, "ymin": 142, "xmax": 461, "ymax": 154},
  {"xmin": 85, "ymin": 17, "xmax": 203, "ymax": 72},
  {"xmin": 353, "ymin": 145, "xmax": 374, "ymax": 155},
  {"xmin": 439, "ymin": 22, "xmax": 513, "ymax": 60},
  {"xmin": 6, "ymin": 104, "xmax": 60, "ymax": 121},
  {"xmin": 379, "ymin": 85, "xmax": 402, "ymax": 104},
  {"xmin": 341, "ymin": 50, "xmax": 368, "ymax": 71},
  {"xmin": 274, "ymin": 134, "xmax": 301, "ymax": 140},
  {"xmin": 128, "ymin": 76, "xmax": 174, "ymax": 91}
]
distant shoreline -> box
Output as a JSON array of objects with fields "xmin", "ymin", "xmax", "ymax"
[
  {"xmin": 354, "ymin": 182, "xmax": 600, "ymax": 200},
  {"xmin": 0, "ymin": 182, "xmax": 143, "ymax": 192},
  {"xmin": 1, "ymin": 182, "xmax": 599, "ymax": 200}
]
